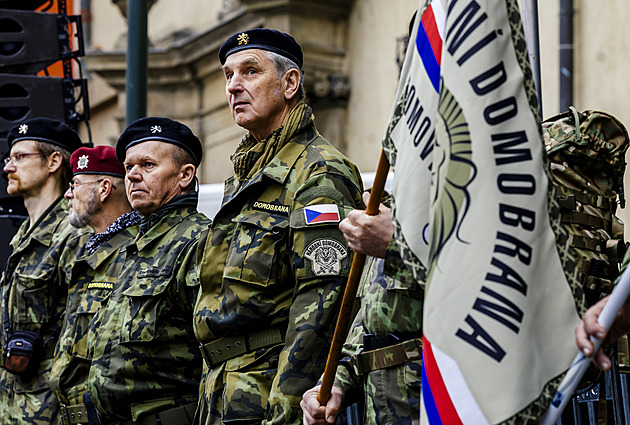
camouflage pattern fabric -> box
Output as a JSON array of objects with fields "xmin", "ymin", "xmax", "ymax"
[
  {"xmin": 87, "ymin": 206, "xmax": 210, "ymax": 423},
  {"xmin": 194, "ymin": 110, "xmax": 364, "ymax": 425},
  {"xmin": 333, "ymin": 256, "xmax": 423, "ymax": 425},
  {"xmin": 49, "ymin": 220, "xmax": 139, "ymax": 408},
  {"xmin": 0, "ymin": 197, "xmax": 91, "ymax": 425},
  {"xmin": 542, "ymin": 109, "xmax": 629, "ymax": 306}
]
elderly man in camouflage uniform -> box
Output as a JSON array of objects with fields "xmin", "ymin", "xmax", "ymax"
[
  {"xmin": 194, "ymin": 28, "xmax": 364, "ymax": 425},
  {"xmin": 0, "ymin": 118, "xmax": 88, "ymax": 425},
  {"xmin": 301, "ymin": 195, "xmax": 423, "ymax": 425},
  {"xmin": 49, "ymin": 145, "xmax": 141, "ymax": 425},
  {"xmin": 86, "ymin": 117, "xmax": 210, "ymax": 425}
]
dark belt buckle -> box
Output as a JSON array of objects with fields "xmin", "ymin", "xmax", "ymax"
[{"xmin": 363, "ymin": 333, "xmax": 375, "ymax": 351}]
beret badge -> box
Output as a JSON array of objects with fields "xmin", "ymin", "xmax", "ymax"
[
  {"xmin": 18, "ymin": 124, "xmax": 28, "ymax": 134},
  {"xmin": 151, "ymin": 125, "xmax": 162, "ymax": 134},
  {"xmin": 77, "ymin": 155, "xmax": 89, "ymax": 169},
  {"xmin": 237, "ymin": 33, "xmax": 249, "ymax": 45}
]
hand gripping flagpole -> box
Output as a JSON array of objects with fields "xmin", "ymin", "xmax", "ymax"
[
  {"xmin": 317, "ymin": 150, "xmax": 390, "ymax": 405},
  {"xmin": 540, "ymin": 265, "xmax": 630, "ymax": 425}
]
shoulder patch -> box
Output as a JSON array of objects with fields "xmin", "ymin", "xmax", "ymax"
[
  {"xmin": 304, "ymin": 204, "xmax": 340, "ymax": 225},
  {"xmin": 252, "ymin": 201, "xmax": 290, "ymax": 216},
  {"xmin": 304, "ymin": 239, "xmax": 347, "ymax": 276}
]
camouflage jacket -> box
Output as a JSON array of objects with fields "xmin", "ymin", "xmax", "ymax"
[
  {"xmin": 194, "ymin": 122, "xmax": 364, "ymax": 425},
  {"xmin": 49, "ymin": 217, "xmax": 139, "ymax": 405},
  {"xmin": 0, "ymin": 197, "xmax": 90, "ymax": 424},
  {"xmin": 88, "ymin": 204, "xmax": 210, "ymax": 423},
  {"xmin": 333, "ymin": 255, "xmax": 423, "ymax": 424}
]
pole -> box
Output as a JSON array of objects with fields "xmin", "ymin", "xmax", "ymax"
[
  {"xmin": 318, "ymin": 150, "xmax": 390, "ymax": 404},
  {"xmin": 540, "ymin": 265, "xmax": 630, "ymax": 424},
  {"xmin": 126, "ymin": 0, "xmax": 148, "ymax": 125},
  {"xmin": 559, "ymin": 0, "xmax": 574, "ymax": 112},
  {"xmin": 521, "ymin": 0, "xmax": 542, "ymax": 118}
]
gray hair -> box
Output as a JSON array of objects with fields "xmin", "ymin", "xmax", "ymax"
[
  {"xmin": 266, "ymin": 51, "xmax": 305, "ymax": 100},
  {"xmin": 171, "ymin": 144, "xmax": 197, "ymax": 193}
]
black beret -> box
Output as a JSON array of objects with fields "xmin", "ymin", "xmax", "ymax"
[
  {"xmin": 7, "ymin": 117, "xmax": 82, "ymax": 153},
  {"xmin": 219, "ymin": 28, "xmax": 303, "ymax": 69},
  {"xmin": 116, "ymin": 117, "xmax": 202, "ymax": 166}
]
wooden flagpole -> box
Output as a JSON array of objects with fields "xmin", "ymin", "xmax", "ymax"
[{"xmin": 318, "ymin": 149, "xmax": 390, "ymax": 404}]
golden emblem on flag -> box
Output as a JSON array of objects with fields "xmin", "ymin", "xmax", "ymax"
[{"xmin": 237, "ymin": 33, "xmax": 249, "ymax": 45}]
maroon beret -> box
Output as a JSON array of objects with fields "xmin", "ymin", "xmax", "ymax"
[{"xmin": 71, "ymin": 145, "xmax": 125, "ymax": 177}]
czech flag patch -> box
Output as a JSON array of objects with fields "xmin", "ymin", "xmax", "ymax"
[{"xmin": 304, "ymin": 204, "xmax": 340, "ymax": 225}]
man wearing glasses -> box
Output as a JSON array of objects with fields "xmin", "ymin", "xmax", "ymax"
[
  {"xmin": 0, "ymin": 118, "xmax": 89, "ymax": 424},
  {"xmin": 49, "ymin": 145, "xmax": 141, "ymax": 425}
]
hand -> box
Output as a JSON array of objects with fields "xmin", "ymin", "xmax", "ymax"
[
  {"xmin": 339, "ymin": 192, "xmax": 394, "ymax": 258},
  {"xmin": 300, "ymin": 385, "xmax": 344, "ymax": 425},
  {"xmin": 575, "ymin": 294, "xmax": 630, "ymax": 370}
]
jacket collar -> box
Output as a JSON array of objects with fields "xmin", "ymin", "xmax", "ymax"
[
  {"xmin": 222, "ymin": 122, "xmax": 318, "ymax": 205},
  {"xmin": 10, "ymin": 196, "xmax": 68, "ymax": 251}
]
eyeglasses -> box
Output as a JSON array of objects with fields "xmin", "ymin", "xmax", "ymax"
[
  {"xmin": 3, "ymin": 152, "xmax": 44, "ymax": 166},
  {"xmin": 68, "ymin": 179, "xmax": 105, "ymax": 192}
]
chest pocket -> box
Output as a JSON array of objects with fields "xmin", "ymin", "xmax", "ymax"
[
  {"xmin": 70, "ymin": 286, "xmax": 112, "ymax": 359},
  {"xmin": 223, "ymin": 210, "xmax": 289, "ymax": 287},
  {"xmin": 119, "ymin": 274, "xmax": 171, "ymax": 344},
  {"xmin": 12, "ymin": 262, "xmax": 56, "ymax": 325}
]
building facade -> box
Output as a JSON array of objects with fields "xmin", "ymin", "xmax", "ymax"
[{"xmin": 78, "ymin": 0, "xmax": 630, "ymax": 226}]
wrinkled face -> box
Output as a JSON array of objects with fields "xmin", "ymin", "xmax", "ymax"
[
  {"xmin": 65, "ymin": 176, "xmax": 102, "ymax": 228},
  {"xmin": 2, "ymin": 140, "xmax": 48, "ymax": 198},
  {"xmin": 222, "ymin": 49, "xmax": 287, "ymax": 140},
  {"xmin": 123, "ymin": 141, "xmax": 184, "ymax": 216}
]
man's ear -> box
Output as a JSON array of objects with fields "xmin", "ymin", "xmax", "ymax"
[
  {"xmin": 99, "ymin": 179, "xmax": 114, "ymax": 202},
  {"xmin": 179, "ymin": 164, "xmax": 196, "ymax": 190},
  {"xmin": 47, "ymin": 151, "xmax": 63, "ymax": 174},
  {"xmin": 284, "ymin": 68, "xmax": 301, "ymax": 101}
]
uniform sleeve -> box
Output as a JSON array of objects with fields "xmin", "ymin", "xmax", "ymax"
[
  {"xmin": 383, "ymin": 236, "xmax": 420, "ymax": 287},
  {"xmin": 332, "ymin": 255, "xmax": 384, "ymax": 401},
  {"xmin": 58, "ymin": 224, "xmax": 92, "ymax": 287},
  {"xmin": 177, "ymin": 238, "xmax": 203, "ymax": 308},
  {"xmin": 332, "ymin": 304, "xmax": 363, "ymax": 402},
  {"xmin": 262, "ymin": 172, "xmax": 363, "ymax": 425}
]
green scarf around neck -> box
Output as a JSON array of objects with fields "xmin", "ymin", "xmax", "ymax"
[{"xmin": 230, "ymin": 100, "xmax": 313, "ymax": 181}]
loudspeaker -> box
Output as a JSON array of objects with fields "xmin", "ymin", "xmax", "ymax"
[
  {"xmin": 0, "ymin": 1, "xmax": 50, "ymax": 10},
  {"xmin": 0, "ymin": 214, "xmax": 26, "ymax": 268},
  {"xmin": 0, "ymin": 9, "xmax": 66, "ymax": 74},
  {"xmin": 0, "ymin": 73, "xmax": 67, "ymax": 132}
]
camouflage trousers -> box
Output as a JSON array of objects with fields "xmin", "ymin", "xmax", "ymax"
[
  {"xmin": 196, "ymin": 347, "xmax": 279, "ymax": 425},
  {"xmin": 0, "ymin": 359, "xmax": 60, "ymax": 425},
  {"xmin": 361, "ymin": 358, "xmax": 421, "ymax": 425}
]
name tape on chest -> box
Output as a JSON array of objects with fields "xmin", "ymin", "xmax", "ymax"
[
  {"xmin": 252, "ymin": 201, "xmax": 290, "ymax": 216},
  {"xmin": 87, "ymin": 281, "xmax": 114, "ymax": 290},
  {"xmin": 304, "ymin": 204, "xmax": 340, "ymax": 225},
  {"xmin": 304, "ymin": 239, "xmax": 347, "ymax": 276}
]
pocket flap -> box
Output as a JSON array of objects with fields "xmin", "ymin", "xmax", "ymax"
[
  {"xmin": 121, "ymin": 275, "xmax": 171, "ymax": 297},
  {"xmin": 232, "ymin": 210, "xmax": 289, "ymax": 232}
]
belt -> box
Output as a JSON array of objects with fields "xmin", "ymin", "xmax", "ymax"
[
  {"xmin": 199, "ymin": 328, "xmax": 284, "ymax": 367},
  {"xmin": 363, "ymin": 332, "xmax": 420, "ymax": 351},
  {"xmin": 59, "ymin": 403, "xmax": 90, "ymax": 425},
  {"xmin": 351, "ymin": 337, "xmax": 422, "ymax": 376},
  {"xmin": 109, "ymin": 402, "xmax": 196, "ymax": 425}
]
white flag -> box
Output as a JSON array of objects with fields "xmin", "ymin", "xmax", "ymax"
[{"xmin": 418, "ymin": 0, "xmax": 583, "ymax": 424}]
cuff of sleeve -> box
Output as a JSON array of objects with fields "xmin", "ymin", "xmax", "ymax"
[
  {"xmin": 333, "ymin": 360, "xmax": 360, "ymax": 395},
  {"xmin": 383, "ymin": 237, "xmax": 415, "ymax": 285}
]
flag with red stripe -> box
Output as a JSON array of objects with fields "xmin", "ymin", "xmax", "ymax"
[
  {"xmin": 417, "ymin": 1, "xmax": 445, "ymax": 92},
  {"xmin": 419, "ymin": 0, "xmax": 583, "ymax": 423},
  {"xmin": 382, "ymin": 0, "xmax": 445, "ymax": 283}
]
